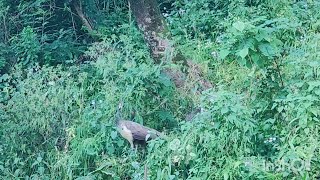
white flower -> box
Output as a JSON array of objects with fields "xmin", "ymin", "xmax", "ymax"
[{"xmin": 48, "ymin": 81, "xmax": 55, "ymax": 86}]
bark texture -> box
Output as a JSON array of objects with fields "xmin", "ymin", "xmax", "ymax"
[{"xmin": 128, "ymin": 0, "xmax": 172, "ymax": 60}]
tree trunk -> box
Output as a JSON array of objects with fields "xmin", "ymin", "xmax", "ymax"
[
  {"xmin": 128, "ymin": 0, "xmax": 175, "ymax": 61},
  {"xmin": 128, "ymin": 0, "xmax": 186, "ymax": 89},
  {"xmin": 128, "ymin": 0, "xmax": 212, "ymax": 91},
  {"xmin": 128, "ymin": 0, "xmax": 213, "ymax": 122}
]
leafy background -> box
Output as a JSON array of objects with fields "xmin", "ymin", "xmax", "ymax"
[{"xmin": 1, "ymin": 0, "xmax": 320, "ymax": 179}]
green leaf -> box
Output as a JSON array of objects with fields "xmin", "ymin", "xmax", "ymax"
[
  {"xmin": 238, "ymin": 48, "xmax": 248, "ymax": 59},
  {"xmin": 117, "ymin": 139, "xmax": 124, "ymax": 147},
  {"xmin": 159, "ymin": 110, "xmax": 173, "ymax": 121},
  {"xmin": 223, "ymin": 172, "xmax": 229, "ymax": 180},
  {"xmin": 219, "ymin": 49, "xmax": 230, "ymax": 60},
  {"xmin": 0, "ymin": 74, "xmax": 9, "ymax": 82},
  {"xmin": 236, "ymin": 48, "xmax": 248, "ymax": 66},
  {"xmin": 246, "ymin": 59, "xmax": 253, "ymax": 68},
  {"xmin": 299, "ymin": 117, "xmax": 307, "ymax": 128},
  {"xmin": 159, "ymin": 73, "xmax": 172, "ymax": 87},
  {"xmin": 237, "ymin": 57, "xmax": 246, "ymax": 66},
  {"xmin": 111, "ymin": 131, "xmax": 118, "ymax": 139},
  {"xmin": 37, "ymin": 156, "xmax": 42, "ymax": 162},
  {"xmin": 309, "ymin": 108, "xmax": 319, "ymax": 116},
  {"xmin": 255, "ymin": 30, "xmax": 270, "ymax": 42},
  {"xmin": 251, "ymin": 53, "xmax": 264, "ymax": 67},
  {"xmin": 221, "ymin": 107, "xmax": 229, "ymax": 114},
  {"xmin": 277, "ymin": 106, "xmax": 284, "ymax": 112},
  {"xmin": 233, "ymin": 21, "xmax": 245, "ymax": 32},
  {"xmin": 266, "ymin": 118, "xmax": 275, "ymax": 124},
  {"xmin": 106, "ymin": 145, "xmax": 115, "ymax": 154},
  {"xmin": 86, "ymin": 148, "xmax": 96, "ymax": 155},
  {"xmin": 258, "ymin": 43, "xmax": 275, "ymax": 57},
  {"xmin": 14, "ymin": 169, "xmax": 20, "ymax": 177},
  {"xmin": 131, "ymin": 162, "xmax": 140, "ymax": 169},
  {"xmin": 169, "ymin": 139, "xmax": 180, "ymax": 151}
]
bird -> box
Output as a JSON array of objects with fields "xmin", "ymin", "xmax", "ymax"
[{"xmin": 115, "ymin": 102, "xmax": 162, "ymax": 149}]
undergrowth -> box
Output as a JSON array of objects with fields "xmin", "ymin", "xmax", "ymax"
[{"xmin": 1, "ymin": 0, "xmax": 320, "ymax": 179}]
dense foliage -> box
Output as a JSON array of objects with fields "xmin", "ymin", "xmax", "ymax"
[{"xmin": 1, "ymin": 0, "xmax": 320, "ymax": 179}]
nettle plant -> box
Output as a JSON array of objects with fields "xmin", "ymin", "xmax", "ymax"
[
  {"xmin": 216, "ymin": 17, "xmax": 301, "ymax": 121},
  {"xmin": 217, "ymin": 18, "xmax": 299, "ymax": 68}
]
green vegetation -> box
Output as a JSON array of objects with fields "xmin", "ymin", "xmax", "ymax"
[{"xmin": 1, "ymin": 0, "xmax": 320, "ymax": 179}]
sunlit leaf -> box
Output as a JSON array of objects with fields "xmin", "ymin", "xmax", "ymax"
[
  {"xmin": 233, "ymin": 21, "xmax": 245, "ymax": 32},
  {"xmin": 238, "ymin": 48, "xmax": 248, "ymax": 59}
]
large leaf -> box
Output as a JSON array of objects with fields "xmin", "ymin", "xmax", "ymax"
[
  {"xmin": 258, "ymin": 43, "xmax": 276, "ymax": 57},
  {"xmin": 251, "ymin": 52, "xmax": 264, "ymax": 68},
  {"xmin": 219, "ymin": 49, "xmax": 230, "ymax": 60},
  {"xmin": 255, "ymin": 30, "xmax": 271, "ymax": 42},
  {"xmin": 237, "ymin": 48, "xmax": 249, "ymax": 59},
  {"xmin": 233, "ymin": 21, "xmax": 246, "ymax": 32},
  {"xmin": 237, "ymin": 57, "xmax": 247, "ymax": 66}
]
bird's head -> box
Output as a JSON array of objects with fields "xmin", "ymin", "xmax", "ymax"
[{"xmin": 115, "ymin": 101, "xmax": 124, "ymax": 124}]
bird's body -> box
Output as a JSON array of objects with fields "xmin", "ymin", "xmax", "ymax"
[
  {"xmin": 117, "ymin": 120, "xmax": 161, "ymax": 148},
  {"xmin": 115, "ymin": 103, "xmax": 161, "ymax": 149}
]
